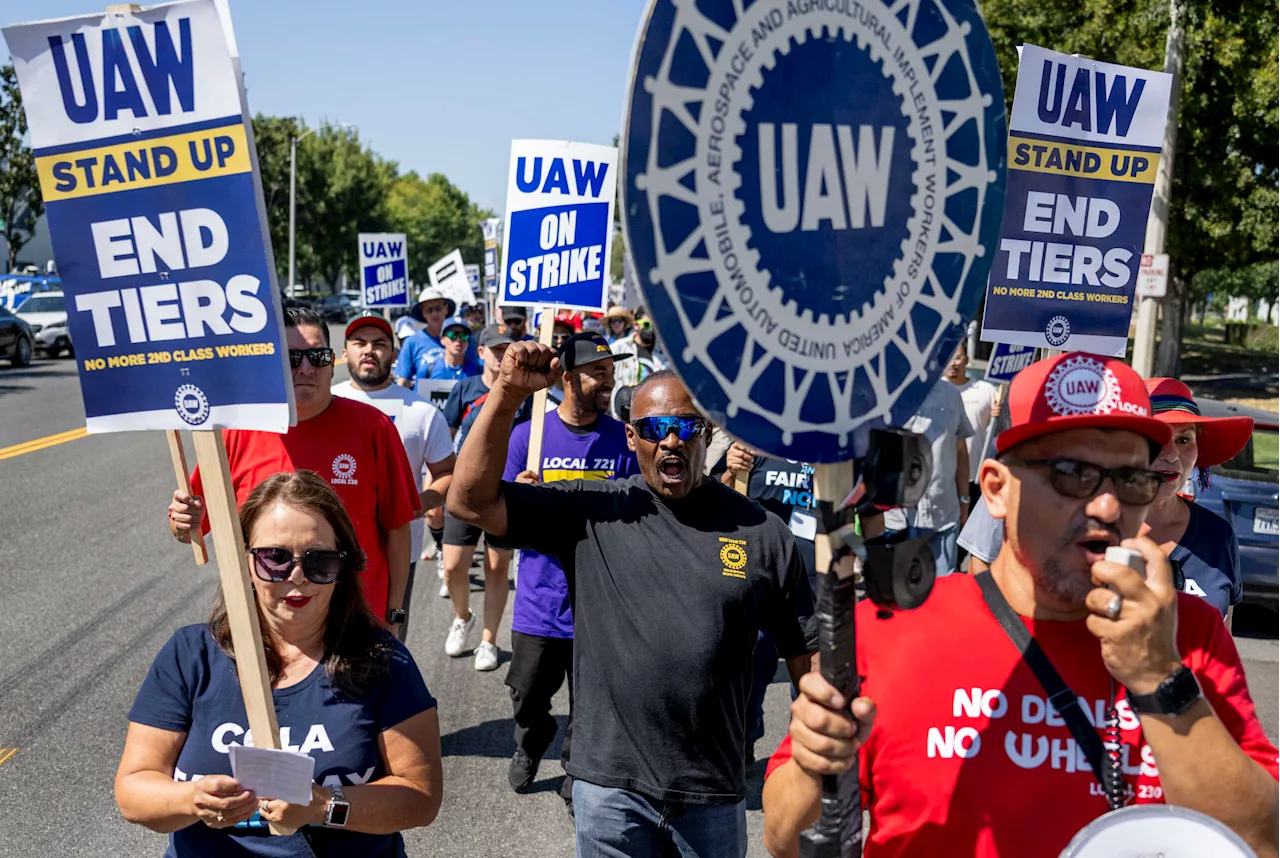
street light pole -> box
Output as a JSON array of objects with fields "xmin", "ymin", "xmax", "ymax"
[{"xmin": 287, "ymin": 121, "xmax": 352, "ymax": 295}]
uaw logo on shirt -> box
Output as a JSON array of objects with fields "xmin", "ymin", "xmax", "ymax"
[
  {"xmin": 1045, "ymin": 355, "xmax": 1123, "ymax": 415},
  {"xmin": 623, "ymin": 0, "xmax": 1006, "ymax": 462},
  {"xmin": 719, "ymin": 537, "xmax": 748, "ymax": 579},
  {"xmin": 174, "ymin": 384, "xmax": 210, "ymax": 426},
  {"xmin": 331, "ymin": 453, "xmax": 359, "ymax": 486}
]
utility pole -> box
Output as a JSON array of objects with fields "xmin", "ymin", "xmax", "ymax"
[
  {"xmin": 1132, "ymin": 0, "xmax": 1185, "ymax": 378},
  {"xmin": 287, "ymin": 120, "xmax": 353, "ymax": 295}
]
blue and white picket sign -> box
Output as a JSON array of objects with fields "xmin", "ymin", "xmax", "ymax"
[
  {"xmin": 465, "ymin": 264, "xmax": 480, "ymax": 292},
  {"xmin": 981, "ymin": 45, "xmax": 1172, "ymax": 356},
  {"xmin": 480, "ymin": 217, "xmax": 500, "ymax": 293},
  {"xmin": 622, "ymin": 0, "xmax": 1007, "ymax": 463},
  {"xmin": 500, "ymin": 140, "xmax": 617, "ymax": 313},
  {"xmin": 3, "ymin": 0, "xmax": 293, "ymax": 433},
  {"xmin": 985, "ymin": 342, "xmax": 1037, "ymax": 383},
  {"xmin": 358, "ymin": 232, "xmax": 409, "ymax": 308}
]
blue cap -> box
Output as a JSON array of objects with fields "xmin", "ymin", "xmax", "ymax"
[{"xmin": 442, "ymin": 315, "xmax": 470, "ymax": 335}]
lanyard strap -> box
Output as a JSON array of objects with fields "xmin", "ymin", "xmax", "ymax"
[{"xmin": 974, "ymin": 571, "xmax": 1125, "ymax": 807}]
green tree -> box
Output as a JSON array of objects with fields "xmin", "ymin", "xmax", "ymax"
[
  {"xmin": 250, "ymin": 114, "xmax": 305, "ymax": 285},
  {"xmin": 980, "ymin": 0, "xmax": 1278, "ymax": 373},
  {"xmin": 386, "ymin": 171, "xmax": 491, "ymax": 285},
  {"xmin": 0, "ymin": 64, "xmax": 43, "ymax": 271}
]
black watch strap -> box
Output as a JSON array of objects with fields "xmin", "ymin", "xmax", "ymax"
[
  {"xmin": 386, "ymin": 607, "xmax": 406, "ymax": 625},
  {"xmin": 1126, "ymin": 665, "xmax": 1201, "ymax": 715}
]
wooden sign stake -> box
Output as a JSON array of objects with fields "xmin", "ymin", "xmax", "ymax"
[
  {"xmin": 166, "ymin": 430, "xmax": 208, "ymax": 565},
  {"xmin": 812, "ymin": 463, "xmax": 857, "ymax": 583},
  {"xmin": 191, "ymin": 429, "xmax": 293, "ymax": 836},
  {"xmin": 524, "ymin": 306, "xmax": 557, "ymax": 473}
]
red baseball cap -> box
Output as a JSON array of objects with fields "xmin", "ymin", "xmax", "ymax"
[
  {"xmin": 996, "ymin": 352, "xmax": 1173, "ymax": 457},
  {"xmin": 344, "ymin": 313, "xmax": 395, "ymax": 342}
]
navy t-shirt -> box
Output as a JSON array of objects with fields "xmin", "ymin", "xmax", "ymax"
[
  {"xmin": 128, "ymin": 625, "xmax": 436, "ymax": 857},
  {"xmin": 1170, "ymin": 497, "xmax": 1242, "ymax": 618}
]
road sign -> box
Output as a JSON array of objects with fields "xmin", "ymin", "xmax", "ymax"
[
  {"xmin": 358, "ymin": 232, "xmax": 409, "ymax": 308},
  {"xmin": 622, "ymin": 0, "xmax": 1007, "ymax": 463},
  {"xmin": 499, "ymin": 139, "xmax": 617, "ymax": 312},
  {"xmin": 980, "ymin": 45, "xmax": 1173, "ymax": 357},
  {"xmin": 1136, "ymin": 253, "xmax": 1169, "ymax": 298}
]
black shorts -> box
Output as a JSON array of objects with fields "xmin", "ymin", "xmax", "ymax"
[{"xmin": 443, "ymin": 510, "xmax": 485, "ymax": 547}]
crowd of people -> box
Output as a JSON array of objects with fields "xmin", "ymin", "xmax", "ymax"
[{"xmin": 132, "ymin": 285, "xmax": 1277, "ymax": 857}]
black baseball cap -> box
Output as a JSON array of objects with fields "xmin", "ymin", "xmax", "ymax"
[
  {"xmin": 502, "ymin": 306, "xmax": 528, "ymax": 321},
  {"xmin": 558, "ymin": 332, "xmax": 628, "ymax": 370},
  {"xmin": 478, "ymin": 323, "xmax": 517, "ymax": 348}
]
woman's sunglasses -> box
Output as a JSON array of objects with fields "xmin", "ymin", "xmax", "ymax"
[
  {"xmin": 631, "ymin": 415, "xmax": 707, "ymax": 443},
  {"xmin": 288, "ymin": 347, "xmax": 335, "ymax": 369},
  {"xmin": 443, "ymin": 329, "xmax": 471, "ymax": 342},
  {"xmin": 249, "ymin": 547, "xmax": 346, "ymax": 585},
  {"xmin": 1002, "ymin": 457, "xmax": 1163, "ymax": 506}
]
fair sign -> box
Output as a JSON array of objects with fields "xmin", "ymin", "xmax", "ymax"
[
  {"xmin": 358, "ymin": 232, "xmax": 409, "ymax": 308},
  {"xmin": 499, "ymin": 139, "xmax": 617, "ymax": 312},
  {"xmin": 3, "ymin": 0, "xmax": 292, "ymax": 434}
]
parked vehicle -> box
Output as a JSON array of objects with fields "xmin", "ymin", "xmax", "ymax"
[
  {"xmin": 1188, "ymin": 398, "xmax": 1279, "ymax": 613},
  {"xmin": 0, "ymin": 305, "xmax": 35, "ymax": 367},
  {"xmin": 315, "ymin": 293, "xmax": 357, "ymax": 323},
  {"xmin": 15, "ymin": 291, "xmax": 73, "ymax": 357}
]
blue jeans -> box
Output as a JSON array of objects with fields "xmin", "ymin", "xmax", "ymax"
[
  {"xmin": 932, "ymin": 525, "xmax": 959, "ymax": 578},
  {"xmin": 573, "ymin": 780, "xmax": 747, "ymax": 858}
]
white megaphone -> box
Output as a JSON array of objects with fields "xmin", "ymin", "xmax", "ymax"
[{"xmin": 1061, "ymin": 805, "xmax": 1256, "ymax": 857}]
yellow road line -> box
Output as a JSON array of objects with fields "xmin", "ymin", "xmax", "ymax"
[
  {"xmin": 0, "ymin": 427, "xmax": 88, "ymax": 461},
  {"xmin": 0, "ymin": 748, "xmax": 18, "ymax": 767}
]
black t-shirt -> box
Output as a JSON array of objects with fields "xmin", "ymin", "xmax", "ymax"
[{"xmin": 501, "ymin": 473, "xmax": 813, "ymax": 804}]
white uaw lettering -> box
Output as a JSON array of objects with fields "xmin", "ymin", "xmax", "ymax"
[
  {"xmin": 926, "ymin": 725, "xmax": 981, "ymax": 759},
  {"xmin": 1005, "ymin": 731, "xmax": 1049, "ymax": 768}
]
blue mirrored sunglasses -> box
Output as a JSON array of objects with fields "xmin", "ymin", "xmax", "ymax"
[{"xmin": 631, "ymin": 415, "xmax": 707, "ymax": 443}]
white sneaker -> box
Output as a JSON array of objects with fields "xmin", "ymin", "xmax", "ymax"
[
  {"xmin": 474, "ymin": 641, "xmax": 499, "ymax": 671},
  {"xmin": 437, "ymin": 556, "xmax": 449, "ymax": 598},
  {"xmin": 444, "ymin": 612, "xmax": 475, "ymax": 657}
]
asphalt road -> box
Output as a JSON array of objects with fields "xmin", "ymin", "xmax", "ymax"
[{"xmin": 0, "ymin": 345, "xmax": 1275, "ymax": 857}]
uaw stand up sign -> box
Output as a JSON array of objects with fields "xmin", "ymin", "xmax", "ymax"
[{"xmin": 623, "ymin": 1, "xmax": 1005, "ymax": 854}]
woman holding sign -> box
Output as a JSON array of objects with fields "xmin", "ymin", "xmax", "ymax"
[{"xmin": 117, "ymin": 471, "xmax": 442, "ymax": 855}]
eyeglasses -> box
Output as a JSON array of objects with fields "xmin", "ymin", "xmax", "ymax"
[
  {"xmin": 631, "ymin": 415, "xmax": 707, "ymax": 443},
  {"xmin": 443, "ymin": 329, "xmax": 471, "ymax": 342},
  {"xmin": 249, "ymin": 547, "xmax": 346, "ymax": 585},
  {"xmin": 1002, "ymin": 457, "xmax": 1163, "ymax": 506},
  {"xmin": 551, "ymin": 333, "xmax": 571, "ymax": 348},
  {"xmin": 288, "ymin": 347, "xmax": 335, "ymax": 369}
]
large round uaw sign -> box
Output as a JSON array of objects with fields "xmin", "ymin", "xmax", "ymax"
[{"xmin": 623, "ymin": 0, "xmax": 1006, "ymax": 462}]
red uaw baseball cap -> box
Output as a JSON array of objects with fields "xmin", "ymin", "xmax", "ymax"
[
  {"xmin": 345, "ymin": 313, "xmax": 395, "ymax": 342},
  {"xmin": 996, "ymin": 352, "xmax": 1173, "ymax": 457}
]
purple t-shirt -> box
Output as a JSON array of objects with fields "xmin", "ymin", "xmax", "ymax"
[{"xmin": 503, "ymin": 410, "xmax": 637, "ymax": 638}]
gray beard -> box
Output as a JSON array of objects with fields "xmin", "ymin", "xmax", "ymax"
[{"xmin": 1035, "ymin": 554, "xmax": 1094, "ymax": 606}]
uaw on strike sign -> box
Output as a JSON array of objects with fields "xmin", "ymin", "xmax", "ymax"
[
  {"xmin": 981, "ymin": 45, "xmax": 1172, "ymax": 356},
  {"xmin": 623, "ymin": 0, "xmax": 1007, "ymax": 462},
  {"xmin": 500, "ymin": 140, "xmax": 617, "ymax": 312},
  {"xmin": 4, "ymin": 0, "xmax": 292, "ymax": 433},
  {"xmin": 358, "ymin": 232, "xmax": 409, "ymax": 308}
]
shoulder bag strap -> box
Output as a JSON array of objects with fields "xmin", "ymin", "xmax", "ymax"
[{"xmin": 973, "ymin": 571, "xmax": 1110, "ymax": 787}]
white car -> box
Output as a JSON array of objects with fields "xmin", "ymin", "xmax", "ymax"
[{"xmin": 15, "ymin": 291, "xmax": 73, "ymax": 358}]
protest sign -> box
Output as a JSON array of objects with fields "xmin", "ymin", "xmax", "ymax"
[
  {"xmin": 481, "ymin": 217, "xmax": 500, "ymax": 294},
  {"xmin": 980, "ymin": 45, "xmax": 1172, "ymax": 356},
  {"xmin": 428, "ymin": 248, "xmax": 474, "ymax": 311},
  {"xmin": 4, "ymin": 2, "xmax": 290, "ymax": 830},
  {"xmin": 464, "ymin": 263, "xmax": 480, "ymax": 292},
  {"xmin": 358, "ymin": 232, "xmax": 409, "ymax": 308},
  {"xmin": 499, "ymin": 139, "xmax": 617, "ymax": 313},
  {"xmin": 416, "ymin": 378, "xmax": 456, "ymax": 412},
  {"xmin": 985, "ymin": 342, "xmax": 1037, "ymax": 383},
  {"xmin": 623, "ymin": 0, "xmax": 1007, "ymax": 463},
  {"xmin": 4, "ymin": 0, "xmax": 293, "ymax": 434}
]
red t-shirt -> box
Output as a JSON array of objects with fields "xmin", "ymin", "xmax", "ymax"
[
  {"xmin": 765, "ymin": 574, "xmax": 1278, "ymax": 858},
  {"xmin": 192, "ymin": 396, "xmax": 420, "ymax": 619}
]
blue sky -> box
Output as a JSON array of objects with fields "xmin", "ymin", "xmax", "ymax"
[{"xmin": 1, "ymin": 0, "xmax": 649, "ymax": 213}]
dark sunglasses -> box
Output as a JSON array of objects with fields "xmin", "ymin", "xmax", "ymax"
[
  {"xmin": 1002, "ymin": 457, "xmax": 1163, "ymax": 506},
  {"xmin": 249, "ymin": 547, "xmax": 346, "ymax": 584},
  {"xmin": 443, "ymin": 329, "xmax": 471, "ymax": 342},
  {"xmin": 551, "ymin": 333, "xmax": 571, "ymax": 348},
  {"xmin": 288, "ymin": 347, "xmax": 335, "ymax": 369},
  {"xmin": 631, "ymin": 415, "xmax": 707, "ymax": 443}
]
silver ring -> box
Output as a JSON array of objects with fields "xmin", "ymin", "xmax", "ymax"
[
  {"xmin": 1105, "ymin": 596, "xmax": 1122, "ymax": 620},
  {"xmin": 216, "ymin": 811, "xmax": 224, "ymax": 823}
]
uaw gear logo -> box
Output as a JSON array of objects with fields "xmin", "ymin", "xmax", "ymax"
[
  {"xmin": 719, "ymin": 536, "xmax": 748, "ymax": 579},
  {"xmin": 623, "ymin": 0, "xmax": 1006, "ymax": 462},
  {"xmin": 174, "ymin": 384, "xmax": 210, "ymax": 426},
  {"xmin": 331, "ymin": 453, "xmax": 359, "ymax": 486},
  {"xmin": 1045, "ymin": 356, "xmax": 1123, "ymax": 416},
  {"xmin": 1045, "ymin": 314, "xmax": 1071, "ymax": 347}
]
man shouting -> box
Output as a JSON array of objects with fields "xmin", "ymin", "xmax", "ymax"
[{"xmin": 449, "ymin": 344, "xmax": 815, "ymax": 858}]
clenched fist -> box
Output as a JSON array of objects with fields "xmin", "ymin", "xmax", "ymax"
[{"xmin": 496, "ymin": 341, "xmax": 560, "ymax": 400}]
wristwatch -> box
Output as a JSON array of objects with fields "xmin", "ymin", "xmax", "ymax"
[
  {"xmin": 323, "ymin": 783, "xmax": 350, "ymax": 828},
  {"xmin": 386, "ymin": 607, "xmax": 407, "ymax": 626},
  {"xmin": 1127, "ymin": 665, "xmax": 1203, "ymax": 716}
]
